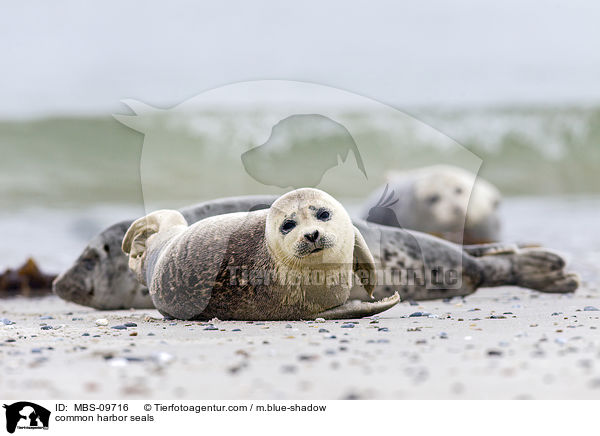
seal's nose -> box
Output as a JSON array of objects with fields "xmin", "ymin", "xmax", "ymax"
[{"xmin": 304, "ymin": 230, "xmax": 319, "ymax": 243}]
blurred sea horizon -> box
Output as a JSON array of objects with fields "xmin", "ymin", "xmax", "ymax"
[{"xmin": 2, "ymin": 104, "xmax": 600, "ymax": 209}]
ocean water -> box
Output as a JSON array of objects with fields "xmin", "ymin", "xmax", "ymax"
[{"xmin": 0, "ymin": 106, "xmax": 598, "ymax": 279}]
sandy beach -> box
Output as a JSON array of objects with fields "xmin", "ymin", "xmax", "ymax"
[{"xmin": 2, "ymin": 282, "xmax": 599, "ymax": 400}]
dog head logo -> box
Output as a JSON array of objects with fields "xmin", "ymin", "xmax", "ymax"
[
  {"xmin": 241, "ymin": 114, "xmax": 367, "ymax": 189},
  {"xmin": 3, "ymin": 402, "xmax": 50, "ymax": 433}
]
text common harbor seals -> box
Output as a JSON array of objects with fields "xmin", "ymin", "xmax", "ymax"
[
  {"xmin": 121, "ymin": 188, "xmax": 399, "ymax": 320},
  {"xmin": 361, "ymin": 165, "xmax": 502, "ymax": 244},
  {"xmin": 53, "ymin": 194, "xmax": 579, "ymax": 313}
]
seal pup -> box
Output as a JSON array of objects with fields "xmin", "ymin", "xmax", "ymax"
[
  {"xmin": 54, "ymin": 195, "xmax": 579, "ymax": 310},
  {"xmin": 121, "ymin": 188, "xmax": 399, "ymax": 320},
  {"xmin": 361, "ymin": 165, "xmax": 502, "ymax": 244}
]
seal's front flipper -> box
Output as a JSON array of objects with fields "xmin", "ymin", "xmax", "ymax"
[
  {"xmin": 464, "ymin": 242, "xmax": 543, "ymax": 257},
  {"xmin": 314, "ymin": 292, "xmax": 400, "ymax": 320}
]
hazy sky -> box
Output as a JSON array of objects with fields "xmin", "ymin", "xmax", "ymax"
[{"xmin": 2, "ymin": 0, "xmax": 600, "ymax": 117}]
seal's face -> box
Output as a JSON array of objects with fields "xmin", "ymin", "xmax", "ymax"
[
  {"xmin": 53, "ymin": 222, "xmax": 144, "ymax": 307},
  {"xmin": 413, "ymin": 168, "xmax": 501, "ymax": 237},
  {"xmin": 266, "ymin": 188, "xmax": 354, "ymax": 267},
  {"xmin": 415, "ymin": 172, "xmax": 472, "ymax": 231}
]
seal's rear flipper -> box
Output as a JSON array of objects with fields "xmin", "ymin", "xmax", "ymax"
[
  {"xmin": 479, "ymin": 248, "xmax": 580, "ymax": 293},
  {"xmin": 314, "ymin": 292, "xmax": 400, "ymax": 320}
]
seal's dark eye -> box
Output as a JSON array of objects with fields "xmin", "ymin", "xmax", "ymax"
[
  {"xmin": 280, "ymin": 220, "xmax": 297, "ymax": 234},
  {"xmin": 316, "ymin": 208, "xmax": 331, "ymax": 221},
  {"xmin": 455, "ymin": 187, "xmax": 463, "ymax": 194},
  {"xmin": 426, "ymin": 194, "xmax": 440, "ymax": 205}
]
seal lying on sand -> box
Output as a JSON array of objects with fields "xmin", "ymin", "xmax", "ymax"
[
  {"xmin": 361, "ymin": 165, "xmax": 502, "ymax": 244},
  {"xmin": 54, "ymin": 194, "xmax": 579, "ymax": 313},
  {"xmin": 52, "ymin": 196, "xmax": 276, "ymax": 310},
  {"xmin": 121, "ymin": 188, "xmax": 399, "ymax": 320}
]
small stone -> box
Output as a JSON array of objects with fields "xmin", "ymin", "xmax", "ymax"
[
  {"xmin": 1, "ymin": 318, "xmax": 15, "ymax": 325},
  {"xmin": 231, "ymin": 329, "xmax": 241, "ymax": 332},
  {"xmin": 487, "ymin": 349, "xmax": 503, "ymax": 357},
  {"xmin": 584, "ymin": 306, "xmax": 599, "ymax": 311},
  {"xmin": 152, "ymin": 351, "xmax": 174, "ymax": 365},
  {"xmin": 285, "ymin": 324, "xmax": 293, "ymax": 328},
  {"xmin": 111, "ymin": 325, "xmax": 127, "ymax": 330},
  {"xmin": 298, "ymin": 354, "xmax": 319, "ymax": 361},
  {"xmin": 341, "ymin": 324, "xmax": 355, "ymax": 328},
  {"xmin": 129, "ymin": 332, "xmax": 138, "ymax": 336},
  {"xmin": 378, "ymin": 327, "xmax": 389, "ymax": 332},
  {"xmin": 314, "ymin": 318, "xmax": 326, "ymax": 323},
  {"xmin": 281, "ymin": 365, "xmax": 297, "ymax": 373},
  {"xmin": 439, "ymin": 332, "xmax": 448, "ymax": 339},
  {"xmin": 318, "ymin": 328, "xmax": 329, "ymax": 333},
  {"xmin": 147, "ymin": 333, "xmax": 155, "ymax": 336},
  {"xmin": 82, "ymin": 333, "xmax": 90, "ymax": 337},
  {"xmin": 95, "ymin": 319, "xmax": 109, "ymax": 326},
  {"xmin": 108, "ymin": 358, "xmax": 128, "ymax": 367},
  {"xmin": 409, "ymin": 301, "xmax": 419, "ymax": 306},
  {"xmin": 40, "ymin": 325, "xmax": 52, "ymax": 330},
  {"xmin": 124, "ymin": 322, "xmax": 137, "ymax": 327},
  {"xmin": 5, "ymin": 339, "xmax": 16, "ymax": 343},
  {"xmin": 39, "ymin": 315, "xmax": 53, "ymax": 320},
  {"xmin": 31, "ymin": 348, "xmax": 42, "ymax": 353},
  {"xmin": 409, "ymin": 312, "xmax": 429, "ymax": 317},
  {"xmin": 204, "ymin": 326, "xmax": 219, "ymax": 331},
  {"xmin": 72, "ymin": 317, "xmax": 83, "ymax": 321}
]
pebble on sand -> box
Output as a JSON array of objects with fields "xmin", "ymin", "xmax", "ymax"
[
  {"xmin": 409, "ymin": 312, "xmax": 430, "ymax": 317},
  {"xmin": 95, "ymin": 319, "xmax": 109, "ymax": 326}
]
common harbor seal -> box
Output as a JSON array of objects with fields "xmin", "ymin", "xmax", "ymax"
[
  {"xmin": 121, "ymin": 188, "xmax": 399, "ymax": 320},
  {"xmin": 361, "ymin": 165, "xmax": 502, "ymax": 244},
  {"xmin": 54, "ymin": 194, "xmax": 579, "ymax": 313}
]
